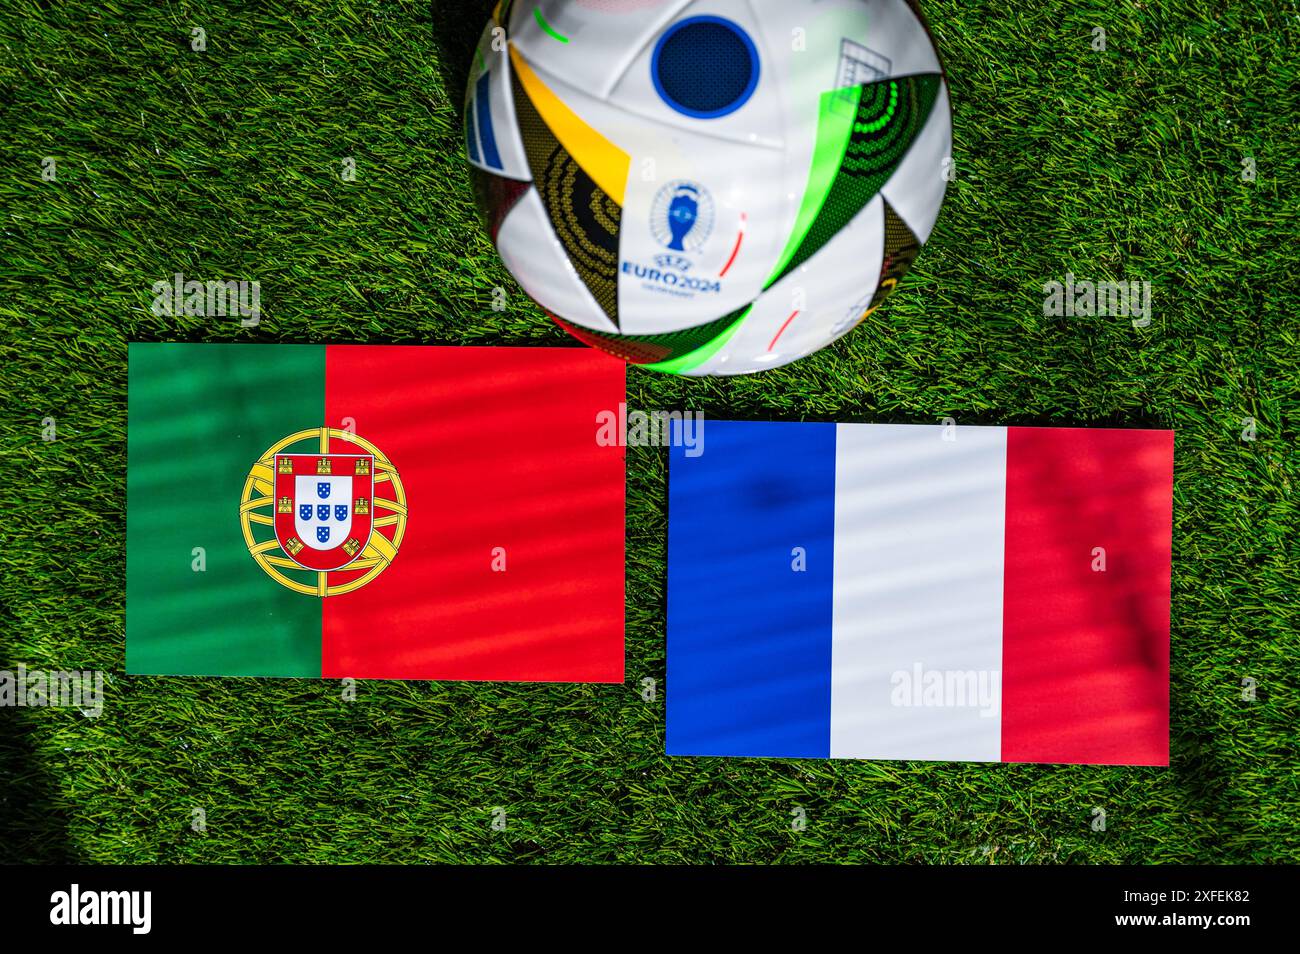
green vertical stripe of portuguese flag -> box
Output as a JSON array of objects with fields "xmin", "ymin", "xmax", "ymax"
[{"xmin": 126, "ymin": 343, "xmax": 324, "ymax": 676}]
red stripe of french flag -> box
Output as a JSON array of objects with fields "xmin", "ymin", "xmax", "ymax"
[
  {"xmin": 828, "ymin": 424, "xmax": 1172, "ymax": 765},
  {"xmin": 1001, "ymin": 426, "xmax": 1172, "ymax": 764}
]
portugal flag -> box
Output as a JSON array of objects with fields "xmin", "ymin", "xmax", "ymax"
[{"xmin": 127, "ymin": 343, "xmax": 626, "ymax": 682}]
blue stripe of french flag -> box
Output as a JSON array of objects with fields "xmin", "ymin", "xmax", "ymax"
[{"xmin": 666, "ymin": 421, "xmax": 1173, "ymax": 765}]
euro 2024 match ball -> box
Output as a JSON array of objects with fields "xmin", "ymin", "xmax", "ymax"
[{"xmin": 464, "ymin": 0, "xmax": 951, "ymax": 376}]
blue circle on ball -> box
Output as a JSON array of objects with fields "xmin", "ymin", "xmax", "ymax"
[{"xmin": 651, "ymin": 16, "xmax": 760, "ymax": 120}]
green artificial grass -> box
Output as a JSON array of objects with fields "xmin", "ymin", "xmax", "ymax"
[{"xmin": 1, "ymin": 0, "xmax": 1297, "ymax": 863}]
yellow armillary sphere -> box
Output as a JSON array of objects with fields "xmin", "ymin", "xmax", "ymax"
[{"xmin": 239, "ymin": 426, "xmax": 407, "ymax": 597}]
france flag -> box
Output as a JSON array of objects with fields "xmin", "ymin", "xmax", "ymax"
[{"xmin": 667, "ymin": 421, "xmax": 1173, "ymax": 765}]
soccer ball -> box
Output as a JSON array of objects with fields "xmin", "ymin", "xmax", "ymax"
[{"xmin": 465, "ymin": 0, "xmax": 950, "ymax": 376}]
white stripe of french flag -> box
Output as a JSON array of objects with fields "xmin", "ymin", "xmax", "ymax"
[{"xmin": 666, "ymin": 422, "xmax": 1173, "ymax": 765}]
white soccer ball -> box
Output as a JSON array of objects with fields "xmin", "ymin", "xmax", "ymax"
[{"xmin": 465, "ymin": 0, "xmax": 951, "ymax": 375}]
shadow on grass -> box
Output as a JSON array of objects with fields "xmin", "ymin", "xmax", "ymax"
[
  {"xmin": 429, "ymin": 0, "xmax": 495, "ymax": 102},
  {"xmin": 0, "ymin": 711, "xmax": 78, "ymax": 863},
  {"xmin": 1170, "ymin": 689, "xmax": 1246, "ymax": 854}
]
